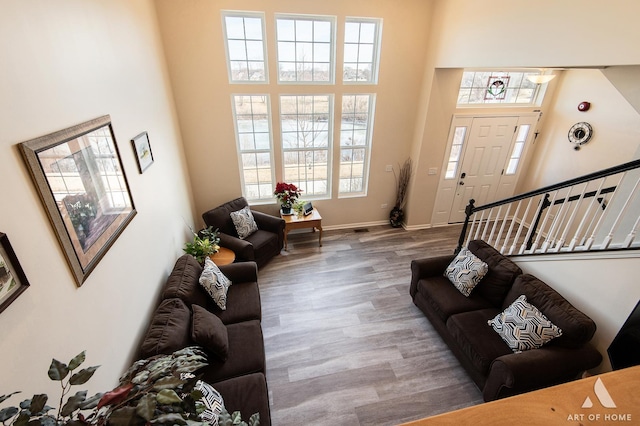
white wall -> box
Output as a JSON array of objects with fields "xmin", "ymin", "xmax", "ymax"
[
  {"xmin": 0, "ymin": 1, "xmax": 194, "ymax": 398},
  {"xmin": 405, "ymin": 0, "xmax": 640, "ymax": 228},
  {"xmin": 515, "ymin": 253, "xmax": 640, "ymax": 373}
]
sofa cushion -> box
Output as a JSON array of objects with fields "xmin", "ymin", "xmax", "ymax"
[
  {"xmin": 503, "ymin": 274, "xmax": 597, "ymax": 348},
  {"xmin": 230, "ymin": 206, "xmax": 258, "ymax": 239},
  {"xmin": 489, "ymin": 295, "xmax": 563, "ymax": 353},
  {"xmin": 199, "ymin": 257, "xmax": 232, "ymax": 310},
  {"xmin": 444, "ymin": 247, "xmax": 489, "ymax": 296},
  {"xmin": 468, "ymin": 239, "xmax": 522, "ymax": 307},
  {"xmin": 162, "ymin": 255, "xmax": 210, "ymax": 307},
  {"xmin": 139, "ymin": 298, "xmax": 191, "ymax": 358},
  {"xmin": 211, "ymin": 373, "xmax": 270, "ymax": 426},
  {"xmin": 200, "ymin": 320, "xmax": 266, "ymax": 384},
  {"xmin": 446, "ymin": 309, "xmax": 511, "ymax": 375},
  {"xmin": 417, "ymin": 275, "xmax": 494, "ymax": 323},
  {"xmin": 191, "ymin": 304, "xmax": 229, "ymax": 361},
  {"xmin": 211, "ymin": 280, "xmax": 262, "ymax": 325}
]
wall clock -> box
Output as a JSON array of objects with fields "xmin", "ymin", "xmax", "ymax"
[{"xmin": 568, "ymin": 122, "xmax": 593, "ymax": 150}]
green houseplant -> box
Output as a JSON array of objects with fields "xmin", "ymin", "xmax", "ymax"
[
  {"xmin": 0, "ymin": 347, "xmax": 259, "ymax": 426},
  {"xmin": 183, "ymin": 226, "xmax": 220, "ymax": 264}
]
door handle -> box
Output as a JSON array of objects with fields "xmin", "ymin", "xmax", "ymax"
[{"xmin": 459, "ymin": 181, "xmax": 464, "ymax": 186}]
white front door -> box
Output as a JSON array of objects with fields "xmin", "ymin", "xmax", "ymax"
[{"xmin": 431, "ymin": 114, "xmax": 539, "ymax": 225}]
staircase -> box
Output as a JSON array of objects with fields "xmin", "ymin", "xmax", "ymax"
[{"xmin": 456, "ymin": 159, "xmax": 640, "ymax": 256}]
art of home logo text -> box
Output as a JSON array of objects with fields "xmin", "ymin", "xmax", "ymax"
[{"xmin": 566, "ymin": 378, "xmax": 632, "ymax": 422}]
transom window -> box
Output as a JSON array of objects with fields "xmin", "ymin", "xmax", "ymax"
[
  {"xmin": 457, "ymin": 70, "xmax": 552, "ymax": 106},
  {"xmin": 275, "ymin": 15, "xmax": 335, "ymax": 83},
  {"xmin": 339, "ymin": 94, "xmax": 375, "ymax": 195},
  {"xmin": 231, "ymin": 95, "xmax": 274, "ymax": 200},
  {"xmin": 280, "ymin": 95, "xmax": 333, "ymax": 196},
  {"xmin": 343, "ymin": 18, "xmax": 382, "ymax": 83},
  {"xmin": 222, "ymin": 11, "xmax": 268, "ymax": 83}
]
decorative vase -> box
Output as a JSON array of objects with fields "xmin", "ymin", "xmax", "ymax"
[{"xmin": 389, "ymin": 206, "xmax": 404, "ymax": 228}]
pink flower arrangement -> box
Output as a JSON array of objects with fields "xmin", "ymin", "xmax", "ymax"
[{"xmin": 274, "ymin": 182, "xmax": 301, "ymax": 206}]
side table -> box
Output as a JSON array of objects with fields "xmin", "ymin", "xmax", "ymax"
[
  {"xmin": 209, "ymin": 247, "xmax": 235, "ymax": 266},
  {"xmin": 281, "ymin": 209, "xmax": 322, "ymax": 251}
]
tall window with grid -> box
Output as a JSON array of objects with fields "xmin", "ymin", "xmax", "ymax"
[
  {"xmin": 222, "ymin": 11, "xmax": 267, "ymax": 83},
  {"xmin": 339, "ymin": 94, "xmax": 375, "ymax": 195},
  {"xmin": 280, "ymin": 95, "xmax": 333, "ymax": 196},
  {"xmin": 231, "ymin": 95, "xmax": 274, "ymax": 201},
  {"xmin": 275, "ymin": 15, "xmax": 335, "ymax": 83},
  {"xmin": 343, "ymin": 18, "xmax": 382, "ymax": 83}
]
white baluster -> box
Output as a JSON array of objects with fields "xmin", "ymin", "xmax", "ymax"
[
  {"xmin": 530, "ymin": 191, "xmax": 559, "ymax": 253},
  {"xmin": 599, "ymin": 176, "xmax": 640, "ymax": 249},
  {"xmin": 488, "ymin": 205, "xmax": 503, "ymax": 246},
  {"xmin": 505, "ymin": 200, "xmax": 524, "ymax": 254},
  {"xmin": 570, "ymin": 178, "xmax": 606, "ymax": 250},
  {"xmin": 519, "ymin": 195, "xmax": 546, "ymax": 254}
]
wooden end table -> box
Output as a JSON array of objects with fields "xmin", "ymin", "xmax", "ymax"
[
  {"xmin": 281, "ymin": 209, "xmax": 322, "ymax": 251},
  {"xmin": 208, "ymin": 247, "xmax": 235, "ymax": 266}
]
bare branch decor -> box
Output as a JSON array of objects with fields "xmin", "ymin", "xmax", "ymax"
[
  {"xmin": 0, "ymin": 232, "xmax": 30, "ymax": 313},
  {"xmin": 19, "ymin": 115, "xmax": 137, "ymax": 286},
  {"xmin": 390, "ymin": 158, "xmax": 413, "ymax": 227}
]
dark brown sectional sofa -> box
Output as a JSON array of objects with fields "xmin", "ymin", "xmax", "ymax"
[
  {"xmin": 410, "ymin": 239, "xmax": 603, "ymax": 401},
  {"xmin": 138, "ymin": 254, "xmax": 271, "ymax": 424}
]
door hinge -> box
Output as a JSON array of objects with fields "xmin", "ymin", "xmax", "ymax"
[{"xmin": 514, "ymin": 126, "xmax": 517, "ymax": 133}]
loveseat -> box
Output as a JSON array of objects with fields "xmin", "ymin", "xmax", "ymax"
[
  {"xmin": 137, "ymin": 254, "xmax": 271, "ymax": 424},
  {"xmin": 410, "ymin": 239, "xmax": 603, "ymax": 401},
  {"xmin": 202, "ymin": 197, "xmax": 285, "ymax": 268}
]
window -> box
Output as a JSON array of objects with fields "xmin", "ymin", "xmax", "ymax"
[
  {"xmin": 445, "ymin": 126, "xmax": 467, "ymax": 179},
  {"xmin": 457, "ymin": 70, "xmax": 550, "ymax": 106},
  {"xmin": 343, "ymin": 18, "xmax": 382, "ymax": 83},
  {"xmin": 275, "ymin": 15, "xmax": 335, "ymax": 83},
  {"xmin": 505, "ymin": 124, "xmax": 530, "ymax": 175},
  {"xmin": 339, "ymin": 94, "xmax": 375, "ymax": 195},
  {"xmin": 280, "ymin": 95, "xmax": 333, "ymax": 196},
  {"xmin": 222, "ymin": 12, "xmax": 267, "ymax": 83},
  {"xmin": 232, "ymin": 95, "xmax": 274, "ymax": 201}
]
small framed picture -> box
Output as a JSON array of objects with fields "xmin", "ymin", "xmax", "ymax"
[
  {"xmin": 0, "ymin": 232, "xmax": 30, "ymax": 314},
  {"xmin": 132, "ymin": 131, "xmax": 154, "ymax": 173}
]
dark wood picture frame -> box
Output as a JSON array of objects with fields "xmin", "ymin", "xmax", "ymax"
[
  {"xmin": 0, "ymin": 232, "xmax": 30, "ymax": 314},
  {"xmin": 131, "ymin": 131, "xmax": 154, "ymax": 173},
  {"xmin": 19, "ymin": 115, "xmax": 137, "ymax": 286}
]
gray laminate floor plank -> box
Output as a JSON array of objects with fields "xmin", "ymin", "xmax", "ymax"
[{"xmin": 259, "ymin": 224, "xmax": 483, "ymax": 425}]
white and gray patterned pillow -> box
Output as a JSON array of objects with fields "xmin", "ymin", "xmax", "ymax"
[
  {"xmin": 489, "ymin": 295, "xmax": 563, "ymax": 353},
  {"xmin": 195, "ymin": 380, "xmax": 225, "ymax": 426},
  {"xmin": 230, "ymin": 206, "xmax": 258, "ymax": 239},
  {"xmin": 444, "ymin": 247, "xmax": 489, "ymax": 296},
  {"xmin": 199, "ymin": 257, "xmax": 232, "ymax": 310}
]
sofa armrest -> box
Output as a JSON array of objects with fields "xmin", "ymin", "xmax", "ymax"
[
  {"xmin": 410, "ymin": 255, "xmax": 455, "ymax": 298},
  {"xmin": 252, "ymin": 210, "xmax": 285, "ymax": 232},
  {"xmin": 483, "ymin": 344, "xmax": 603, "ymax": 401},
  {"xmin": 219, "ymin": 233, "xmax": 255, "ymax": 261},
  {"xmin": 218, "ymin": 261, "xmax": 258, "ymax": 283}
]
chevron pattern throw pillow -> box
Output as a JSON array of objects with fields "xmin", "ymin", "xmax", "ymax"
[
  {"xmin": 230, "ymin": 206, "xmax": 259, "ymax": 239},
  {"xmin": 444, "ymin": 247, "xmax": 489, "ymax": 296},
  {"xmin": 195, "ymin": 380, "xmax": 225, "ymax": 425},
  {"xmin": 489, "ymin": 295, "xmax": 563, "ymax": 353},
  {"xmin": 199, "ymin": 257, "xmax": 232, "ymax": 310}
]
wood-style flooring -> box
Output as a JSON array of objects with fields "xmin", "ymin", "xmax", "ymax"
[{"xmin": 258, "ymin": 224, "xmax": 484, "ymax": 426}]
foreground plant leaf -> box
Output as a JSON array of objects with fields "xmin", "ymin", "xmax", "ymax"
[
  {"xmin": 155, "ymin": 389, "xmax": 182, "ymax": 405},
  {"xmin": 0, "ymin": 392, "xmax": 20, "ymax": 405},
  {"xmin": 0, "ymin": 406, "xmax": 19, "ymax": 422},
  {"xmin": 48, "ymin": 358, "xmax": 69, "ymax": 381},
  {"xmin": 61, "ymin": 390, "xmax": 87, "ymax": 417},
  {"xmin": 69, "ymin": 365, "xmax": 100, "ymax": 385},
  {"xmin": 135, "ymin": 393, "xmax": 156, "ymax": 421},
  {"xmin": 29, "ymin": 394, "xmax": 48, "ymax": 414},
  {"xmin": 97, "ymin": 383, "xmax": 133, "ymax": 409},
  {"xmin": 107, "ymin": 406, "xmax": 145, "ymax": 426},
  {"xmin": 67, "ymin": 351, "xmax": 86, "ymax": 371},
  {"xmin": 151, "ymin": 413, "xmax": 187, "ymax": 425}
]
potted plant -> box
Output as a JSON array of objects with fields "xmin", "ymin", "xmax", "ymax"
[
  {"xmin": 390, "ymin": 158, "xmax": 412, "ymax": 228},
  {"xmin": 183, "ymin": 225, "xmax": 220, "ymax": 264},
  {"xmin": 0, "ymin": 347, "xmax": 259, "ymax": 426},
  {"xmin": 273, "ymin": 182, "xmax": 301, "ymax": 215}
]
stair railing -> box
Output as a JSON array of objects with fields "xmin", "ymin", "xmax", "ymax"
[{"xmin": 456, "ymin": 159, "xmax": 640, "ymax": 256}]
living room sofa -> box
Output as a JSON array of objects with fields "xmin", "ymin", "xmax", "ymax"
[
  {"xmin": 202, "ymin": 197, "xmax": 285, "ymax": 268},
  {"xmin": 137, "ymin": 254, "xmax": 271, "ymax": 424},
  {"xmin": 410, "ymin": 239, "xmax": 603, "ymax": 401}
]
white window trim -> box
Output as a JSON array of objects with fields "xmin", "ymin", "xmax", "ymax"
[
  {"xmin": 221, "ymin": 10, "xmax": 269, "ymax": 85},
  {"xmin": 274, "ymin": 13, "xmax": 337, "ymax": 85},
  {"xmin": 338, "ymin": 93, "xmax": 376, "ymax": 198},
  {"xmin": 231, "ymin": 94, "xmax": 276, "ymax": 202},
  {"xmin": 279, "ymin": 93, "xmax": 334, "ymax": 199},
  {"xmin": 343, "ymin": 17, "xmax": 383, "ymax": 85}
]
